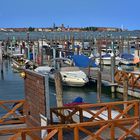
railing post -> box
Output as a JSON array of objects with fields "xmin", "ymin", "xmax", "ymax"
[
  {"xmin": 110, "ymin": 123, "xmax": 115, "ymax": 140},
  {"xmin": 123, "ymin": 77, "xmax": 128, "ymax": 109},
  {"xmin": 79, "ymin": 107, "xmax": 83, "ymax": 123},
  {"xmin": 108, "ymin": 105, "xmax": 112, "ymax": 120},
  {"xmin": 134, "ymin": 101, "xmax": 139, "ymax": 117},
  {"xmin": 21, "ymin": 132, "xmax": 26, "ymax": 140},
  {"xmin": 132, "ymin": 73, "xmax": 134, "ymax": 90},
  {"xmin": 58, "ymin": 128, "xmax": 63, "ymax": 140},
  {"xmin": 74, "ymin": 126, "xmax": 79, "ymax": 140}
]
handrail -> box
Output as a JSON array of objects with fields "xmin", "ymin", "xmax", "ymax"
[
  {"xmin": 0, "ymin": 100, "xmax": 139, "ymax": 139},
  {"xmin": 115, "ymin": 70, "xmax": 140, "ymax": 89},
  {"xmin": 0, "ymin": 117, "xmax": 139, "ymax": 140},
  {"xmin": 0, "ymin": 100, "xmax": 25, "ymax": 125},
  {"xmin": 50, "ymin": 100, "xmax": 139, "ymax": 124}
]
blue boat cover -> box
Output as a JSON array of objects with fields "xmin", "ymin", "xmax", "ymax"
[
  {"xmin": 72, "ymin": 97, "xmax": 83, "ymax": 103},
  {"xmin": 72, "ymin": 54, "xmax": 98, "ymax": 68},
  {"xmin": 120, "ymin": 53, "xmax": 134, "ymax": 60}
]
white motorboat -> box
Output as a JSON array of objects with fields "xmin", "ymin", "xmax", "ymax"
[
  {"xmin": 119, "ymin": 53, "xmax": 135, "ymax": 66},
  {"xmin": 34, "ymin": 66, "xmax": 89, "ymax": 87},
  {"xmin": 100, "ymin": 48, "xmax": 120, "ymax": 56},
  {"xmin": 95, "ymin": 54, "xmax": 121, "ymax": 65}
]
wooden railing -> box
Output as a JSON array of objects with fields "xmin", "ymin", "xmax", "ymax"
[
  {"xmin": 0, "ymin": 100, "xmax": 140, "ymax": 139},
  {"xmin": 0, "ymin": 117, "xmax": 139, "ymax": 140},
  {"xmin": 0, "ymin": 100, "xmax": 25, "ymax": 125},
  {"xmin": 50, "ymin": 100, "xmax": 139, "ymax": 124},
  {"xmin": 115, "ymin": 70, "xmax": 140, "ymax": 89}
]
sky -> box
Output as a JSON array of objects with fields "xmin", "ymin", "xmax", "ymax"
[{"xmin": 0, "ymin": 0, "xmax": 140, "ymax": 30}]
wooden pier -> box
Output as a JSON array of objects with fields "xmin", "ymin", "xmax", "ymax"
[
  {"xmin": 0, "ymin": 70, "xmax": 140, "ymax": 140},
  {"xmin": 83, "ymin": 68, "xmax": 140, "ymax": 98}
]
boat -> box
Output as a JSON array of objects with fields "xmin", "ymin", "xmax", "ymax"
[
  {"xmin": 95, "ymin": 54, "xmax": 121, "ymax": 65},
  {"xmin": 11, "ymin": 54, "xmax": 36, "ymax": 72},
  {"xmin": 34, "ymin": 65, "xmax": 89, "ymax": 87},
  {"xmin": 100, "ymin": 48, "xmax": 120, "ymax": 56},
  {"xmin": 72, "ymin": 54, "xmax": 98, "ymax": 68},
  {"xmin": 119, "ymin": 53, "xmax": 135, "ymax": 66},
  {"xmin": 71, "ymin": 54, "xmax": 99, "ymax": 69}
]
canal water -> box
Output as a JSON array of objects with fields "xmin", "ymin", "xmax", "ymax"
[
  {"xmin": 0, "ymin": 59, "xmax": 135, "ymax": 108},
  {"xmin": 0, "ymin": 59, "xmax": 24, "ymax": 100}
]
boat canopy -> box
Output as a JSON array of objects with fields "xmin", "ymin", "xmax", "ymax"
[{"xmin": 72, "ymin": 54, "xmax": 98, "ymax": 68}]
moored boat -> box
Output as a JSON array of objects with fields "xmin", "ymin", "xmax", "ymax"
[
  {"xmin": 34, "ymin": 65, "xmax": 89, "ymax": 87},
  {"xmin": 95, "ymin": 54, "xmax": 121, "ymax": 65},
  {"xmin": 119, "ymin": 53, "xmax": 135, "ymax": 66},
  {"xmin": 11, "ymin": 54, "xmax": 36, "ymax": 72}
]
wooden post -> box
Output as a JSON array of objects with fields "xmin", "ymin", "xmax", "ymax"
[
  {"xmin": 0, "ymin": 44, "xmax": 3, "ymax": 74},
  {"xmin": 99, "ymin": 39, "xmax": 102, "ymax": 71},
  {"xmin": 21, "ymin": 132, "xmax": 26, "ymax": 140},
  {"xmin": 19, "ymin": 43, "xmax": 22, "ymax": 54},
  {"xmin": 40, "ymin": 45, "xmax": 43, "ymax": 65},
  {"xmin": 71, "ymin": 35, "xmax": 74, "ymax": 51},
  {"xmin": 32, "ymin": 44, "xmax": 35, "ymax": 62},
  {"xmin": 27, "ymin": 32, "xmax": 30, "ymax": 60},
  {"xmin": 127, "ymin": 35, "xmax": 130, "ymax": 54},
  {"xmin": 123, "ymin": 77, "xmax": 128, "ymax": 109},
  {"xmin": 111, "ymin": 41, "xmax": 116, "ymax": 97},
  {"xmin": 45, "ymin": 73, "xmax": 50, "ymax": 123},
  {"xmin": 52, "ymin": 47, "xmax": 56, "ymax": 69},
  {"xmin": 10, "ymin": 41, "xmax": 13, "ymax": 56},
  {"xmin": 54, "ymin": 72, "xmax": 63, "ymax": 107},
  {"xmin": 97, "ymin": 70, "xmax": 101, "ymax": 103}
]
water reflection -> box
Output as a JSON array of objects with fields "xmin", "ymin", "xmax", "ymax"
[{"xmin": 0, "ymin": 71, "xmax": 4, "ymax": 80}]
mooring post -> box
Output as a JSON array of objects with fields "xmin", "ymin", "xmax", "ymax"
[
  {"xmin": 97, "ymin": 70, "xmax": 101, "ymax": 103},
  {"xmin": 27, "ymin": 32, "xmax": 30, "ymax": 60},
  {"xmin": 44, "ymin": 73, "xmax": 50, "ymax": 123},
  {"xmin": 32, "ymin": 44, "xmax": 36, "ymax": 62},
  {"xmin": 52, "ymin": 46, "xmax": 56, "ymax": 69},
  {"xmin": 54, "ymin": 71, "xmax": 64, "ymax": 123},
  {"xmin": 123, "ymin": 77, "xmax": 128, "ymax": 109},
  {"xmin": 41, "ymin": 34, "xmax": 44, "ymax": 65},
  {"xmin": 0, "ymin": 44, "xmax": 3, "ymax": 74},
  {"xmin": 54, "ymin": 72, "xmax": 63, "ymax": 108},
  {"xmin": 111, "ymin": 41, "xmax": 116, "ymax": 98}
]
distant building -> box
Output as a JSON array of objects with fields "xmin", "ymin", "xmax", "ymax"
[{"xmin": 0, "ymin": 26, "xmax": 122, "ymax": 32}]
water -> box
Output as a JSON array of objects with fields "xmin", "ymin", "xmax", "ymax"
[
  {"xmin": 0, "ymin": 59, "xmax": 136, "ymax": 108},
  {"xmin": 0, "ymin": 59, "xmax": 24, "ymax": 100},
  {"xmin": 49, "ymin": 83, "xmax": 119, "ymax": 107}
]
